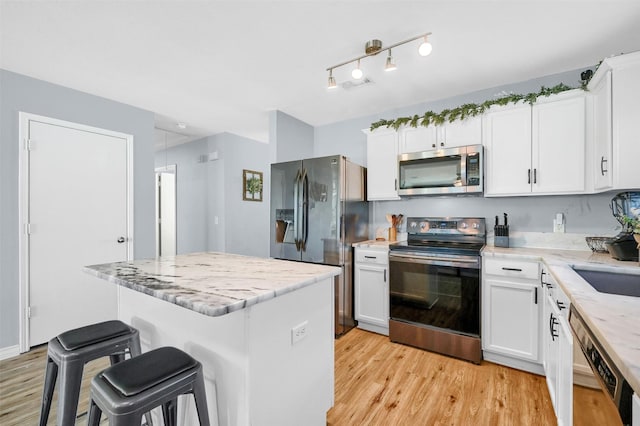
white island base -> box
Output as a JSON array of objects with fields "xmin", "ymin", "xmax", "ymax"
[{"xmin": 117, "ymin": 278, "xmax": 334, "ymax": 426}]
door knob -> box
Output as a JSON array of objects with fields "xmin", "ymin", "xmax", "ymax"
[{"xmin": 117, "ymin": 237, "xmax": 126, "ymax": 243}]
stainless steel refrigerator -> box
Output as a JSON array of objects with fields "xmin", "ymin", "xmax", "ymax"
[{"xmin": 270, "ymin": 155, "xmax": 369, "ymax": 336}]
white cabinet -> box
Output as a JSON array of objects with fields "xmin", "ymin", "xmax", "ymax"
[
  {"xmin": 610, "ymin": 53, "xmax": 640, "ymax": 189},
  {"xmin": 588, "ymin": 69, "xmax": 613, "ymax": 191},
  {"xmin": 363, "ymin": 128, "xmax": 400, "ymax": 200},
  {"xmin": 483, "ymin": 103, "xmax": 532, "ymax": 195},
  {"xmin": 587, "ymin": 51, "xmax": 640, "ymax": 191},
  {"xmin": 484, "ymin": 91, "xmax": 586, "ymax": 196},
  {"xmin": 542, "ymin": 268, "xmax": 573, "ymax": 426},
  {"xmin": 399, "ymin": 125, "xmax": 437, "ymax": 154},
  {"xmin": 482, "ymin": 257, "xmax": 542, "ymax": 372},
  {"xmin": 633, "ymin": 393, "xmax": 639, "ymax": 426},
  {"xmin": 354, "ymin": 247, "xmax": 389, "ymax": 335},
  {"xmin": 398, "ymin": 117, "xmax": 481, "ymax": 154},
  {"xmin": 532, "ymin": 94, "xmax": 586, "ymax": 194}
]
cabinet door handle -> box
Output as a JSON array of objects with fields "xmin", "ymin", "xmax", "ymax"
[
  {"xmin": 549, "ymin": 313, "xmax": 559, "ymax": 341},
  {"xmin": 534, "ymin": 287, "xmax": 538, "ymax": 305},
  {"xmin": 501, "ymin": 267, "xmax": 522, "ymax": 272},
  {"xmin": 556, "ymin": 301, "xmax": 566, "ymax": 310},
  {"xmin": 600, "ymin": 156, "xmax": 608, "ymax": 175},
  {"xmin": 527, "ymin": 169, "xmax": 531, "ymax": 184},
  {"xmin": 384, "ymin": 269, "xmax": 387, "ymax": 282},
  {"xmin": 533, "ymin": 168, "xmax": 537, "ymax": 184},
  {"xmin": 432, "ymin": 143, "xmax": 436, "ymax": 148},
  {"xmin": 364, "ymin": 256, "xmax": 377, "ymax": 259},
  {"xmin": 440, "ymin": 142, "xmax": 445, "ymax": 147},
  {"xmin": 394, "ymin": 178, "xmax": 398, "ymax": 191}
]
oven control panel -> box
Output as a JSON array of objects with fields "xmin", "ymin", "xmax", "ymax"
[{"xmin": 407, "ymin": 217, "xmax": 486, "ymax": 236}]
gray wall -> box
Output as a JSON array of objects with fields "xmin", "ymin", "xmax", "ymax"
[
  {"xmin": 156, "ymin": 132, "xmax": 270, "ymax": 258},
  {"xmin": 313, "ymin": 65, "xmax": 627, "ymax": 238},
  {"xmin": 0, "ymin": 69, "xmax": 155, "ymax": 349},
  {"xmin": 269, "ymin": 110, "xmax": 314, "ymax": 163},
  {"xmin": 155, "ymin": 138, "xmax": 210, "ymax": 254}
]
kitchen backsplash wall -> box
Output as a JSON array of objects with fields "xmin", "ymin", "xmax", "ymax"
[{"xmin": 370, "ymin": 192, "xmax": 623, "ymax": 246}]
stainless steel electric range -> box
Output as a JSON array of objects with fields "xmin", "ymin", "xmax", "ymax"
[{"xmin": 388, "ymin": 217, "xmax": 486, "ymax": 364}]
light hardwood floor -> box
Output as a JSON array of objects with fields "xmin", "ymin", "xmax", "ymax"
[
  {"xmin": 327, "ymin": 328, "xmax": 622, "ymax": 426},
  {"xmin": 0, "ymin": 344, "xmax": 109, "ymax": 425},
  {"xmin": 0, "ymin": 329, "xmax": 622, "ymax": 425}
]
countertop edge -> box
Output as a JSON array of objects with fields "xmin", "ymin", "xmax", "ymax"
[{"xmin": 83, "ymin": 261, "xmax": 340, "ymax": 318}]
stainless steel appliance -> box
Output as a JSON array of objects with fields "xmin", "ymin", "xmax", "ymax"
[
  {"xmin": 570, "ymin": 306, "xmax": 633, "ymax": 424},
  {"xmin": 397, "ymin": 145, "xmax": 483, "ymax": 196},
  {"xmin": 270, "ymin": 155, "xmax": 369, "ymax": 336},
  {"xmin": 389, "ymin": 217, "xmax": 485, "ymax": 363},
  {"xmin": 607, "ymin": 192, "xmax": 640, "ymax": 261}
]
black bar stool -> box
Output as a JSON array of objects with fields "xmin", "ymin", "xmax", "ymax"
[
  {"xmin": 87, "ymin": 346, "xmax": 210, "ymax": 426},
  {"xmin": 38, "ymin": 320, "xmax": 145, "ymax": 426}
]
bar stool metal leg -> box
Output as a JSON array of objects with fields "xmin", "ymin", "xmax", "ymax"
[{"xmin": 39, "ymin": 356, "xmax": 58, "ymax": 426}]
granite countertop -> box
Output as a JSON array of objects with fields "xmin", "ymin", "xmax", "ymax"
[
  {"xmin": 482, "ymin": 246, "xmax": 640, "ymax": 394},
  {"xmin": 84, "ymin": 252, "xmax": 341, "ymax": 317}
]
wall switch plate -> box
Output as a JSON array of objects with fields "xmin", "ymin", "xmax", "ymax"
[
  {"xmin": 291, "ymin": 321, "xmax": 308, "ymax": 345},
  {"xmin": 553, "ymin": 213, "xmax": 565, "ymax": 233}
]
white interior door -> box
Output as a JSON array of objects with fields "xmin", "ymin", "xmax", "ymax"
[
  {"xmin": 23, "ymin": 115, "xmax": 131, "ymax": 348},
  {"xmin": 155, "ymin": 165, "xmax": 177, "ymax": 257}
]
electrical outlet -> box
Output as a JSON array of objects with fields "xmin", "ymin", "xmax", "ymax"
[{"xmin": 291, "ymin": 321, "xmax": 308, "ymax": 345}]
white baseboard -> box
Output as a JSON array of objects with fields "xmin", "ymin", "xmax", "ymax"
[{"xmin": 0, "ymin": 345, "xmax": 20, "ymax": 361}]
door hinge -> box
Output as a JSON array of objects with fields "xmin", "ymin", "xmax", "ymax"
[
  {"xmin": 27, "ymin": 306, "xmax": 32, "ymax": 318},
  {"xmin": 25, "ymin": 139, "xmax": 34, "ymax": 151},
  {"xmin": 25, "ymin": 223, "xmax": 32, "ymax": 235}
]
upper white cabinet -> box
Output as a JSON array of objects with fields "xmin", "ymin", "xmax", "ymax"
[
  {"xmin": 587, "ymin": 51, "xmax": 640, "ymax": 191},
  {"xmin": 588, "ymin": 69, "xmax": 613, "ymax": 191},
  {"xmin": 398, "ymin": 116, "xmax": 482, "ymax": 154},
  {"xmin": 483, "ymin": 103, "xmax": 532, "ymax": 195},
  {"xmin": 610, "ymin": 53, "xmax": 640, "ymax": 190},
  {"xmin": 484, "ymin": 90, "xmax": 586, "ymax": 196},
  {"xmin": 363, "ymin": 128, "xmax": 400, "ymax": 200},
  {"xmin": 532, "ymin": 93, "xmax": 586, "ymax": 194}
]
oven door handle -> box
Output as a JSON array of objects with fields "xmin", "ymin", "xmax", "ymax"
[{"xmin": 389, "ymin": 253, "xmax": 480, "ymax": 269}]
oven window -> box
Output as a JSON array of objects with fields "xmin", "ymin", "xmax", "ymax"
[
  {"xmin": 399, "ymin": 155, "xmax": 463, "ymax": 190},
  {"xmin": 389, "ymin": 260, "xmax": 480, "ymax": 336}
]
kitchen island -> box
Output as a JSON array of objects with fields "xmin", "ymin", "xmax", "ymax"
[{"xmin": 84, "ymin": 252, "xmax": 340, "ymax": 426}]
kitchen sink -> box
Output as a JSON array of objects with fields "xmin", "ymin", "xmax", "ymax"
[{"xmin": 572, "ymin": 267, "xmax": 640, "ymax": 297}]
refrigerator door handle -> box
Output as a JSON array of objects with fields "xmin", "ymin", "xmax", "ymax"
[
  {"xmin": 293, "ymin": 169, "xmax": 301, "ymax": 251},
  {"xmin": 301, "ymin": 168, "xmax": 309, "ymax": 251}
]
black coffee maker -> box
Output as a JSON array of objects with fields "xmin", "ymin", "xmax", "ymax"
[{"xmin": 607, "ymin": 192, "xmax": 640, "ymax": 261}]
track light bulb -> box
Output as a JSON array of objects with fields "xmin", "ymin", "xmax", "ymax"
[
  {"xmin": 385, "ymin": 50, "xmax": 397, "ymax": 71},
  {"xmin": 418, "ymin": 36, "xmax": 432, "ymax": 56},
  {"xmin": 327, "ymin": 70, "xmax": 337, "ymax": 89},
  {"xmin": 352, "ymin": 60, "xmax": 363, "ymax": 79}
]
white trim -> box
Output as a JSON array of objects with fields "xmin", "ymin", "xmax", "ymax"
[
  {"xmin": 17, "ymin": 112, "xmax": 134, "ymax": 353},
  {"xmin": 0, "ymin": 345, "xmax": 20, "ymax": 361}
]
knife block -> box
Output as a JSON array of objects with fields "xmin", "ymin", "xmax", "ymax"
[{"xmin": 494, "ymin": 225, "xmax": 509, "ymax": 248}]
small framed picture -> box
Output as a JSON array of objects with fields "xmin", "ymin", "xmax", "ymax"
[{"xmin": 243, "ymin": 169, "xmax": 263, "ymax": 202}]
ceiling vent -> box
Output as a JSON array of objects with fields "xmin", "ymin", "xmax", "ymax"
[{"xmin": 341, "ymin": 77, "xmax": 374, "ymax": 90}]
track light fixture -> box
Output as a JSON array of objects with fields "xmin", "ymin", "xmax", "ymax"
[{"xmin": 326, "ymin": 32, "xmax": 432, "ymax": 88}]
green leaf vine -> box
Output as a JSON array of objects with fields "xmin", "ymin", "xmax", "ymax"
[{"xmin": 370, "ymin": 83, "xmax": 579, "ymax": 131}]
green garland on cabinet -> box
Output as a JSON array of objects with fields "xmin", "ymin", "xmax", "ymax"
[{"xmin": 369, "ymin": 83, "xmax": 580, "ymax": 131}]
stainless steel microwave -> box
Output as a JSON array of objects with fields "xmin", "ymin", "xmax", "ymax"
[{"xmin": 398, "ymin": 144, "xmax": 483, "ymax": 196}]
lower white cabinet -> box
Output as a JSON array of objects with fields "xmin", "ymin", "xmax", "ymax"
[
  {"xmin": 354, "ymin": 247, "xmax": 389, "ymax": 335},
  {"xmin": 633, "ymin": 393, "xmax": 639, "ymax": 426},
  {"xmin": 542, "ymin": 268, "xmax": 573, "ymax": 426},
  {"xmin": 482, "ymin": 257, "xmax": 542, "ymax": 372}
]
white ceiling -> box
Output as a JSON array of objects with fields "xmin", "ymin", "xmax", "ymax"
[{"xmin": 2, "ymin": 1, "xmax": 640, "ymax": 149}]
